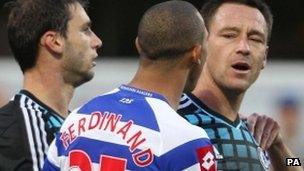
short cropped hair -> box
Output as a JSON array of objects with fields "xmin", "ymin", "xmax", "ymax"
[
  {"xmin": 201, "ymin": 0, "xmax": 273, "ymax": 42},
  {"xmin": 6, "ymin": 0, "xmax": 88, "ymax": 73},
  {"xmin": 137, "ymin": 0, "xmax": 205, "ymax": 60}
]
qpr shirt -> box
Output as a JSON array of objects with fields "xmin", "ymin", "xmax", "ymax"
[{"xmin": 43, "ymin": 85, "xmax": 216, "ymax": 171}]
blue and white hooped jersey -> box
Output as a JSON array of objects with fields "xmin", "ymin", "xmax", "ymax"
[
  {"xmin": 43, "ymin": 85, "xmax": 216, "ymax": 171},
  {"xmin": 177, "ymin": 93, "xmax": 271, "ymax": 171}
]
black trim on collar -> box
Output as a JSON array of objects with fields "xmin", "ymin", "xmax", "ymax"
[
  {"xmin": 18, "ymin": 90, "xmax": 65, "ymax": 119},
  {"xmin": 186, "ymin": 92, "xmax": 241, "ymax": 127}
]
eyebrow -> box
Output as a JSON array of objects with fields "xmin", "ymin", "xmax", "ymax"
[{"xmin": 218, "ymin": 26, "xmax": 240, "ymax": 33}]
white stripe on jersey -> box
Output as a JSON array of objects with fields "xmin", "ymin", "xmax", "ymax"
[
  {"xmin": 20, "ymin": 95, "xmax": 39, "ymax": 171},
  {"xmin": 183, "ymin": 163, "xmax": 200, "ymax": 171},
  {"xmin": 98, "ymin": 88, "xmax": 120, "ymax": 96},
  {"xmin": 146, "ymin": 97, "xmax": 209, "ymax": 154},
  {"xmin": 26, "ymin": 98, "xmax": 45, "ymax": 169},
  {"xmin": 47, "ymin": 140, "xmax": 59, "ymax": 168},
  {"xmin": 34, "ymin": 103, "xmax": 49, "ymax": 157},
  {"xmin": 180, "ymin": 94, "xmax": 188, "ymax": 102},
  {"xmin": 20, "ymin": 95, "xmax": 49, "ymax": 170},
  {"xmin": 177, "ymin": 98, "xmax": 194, "ymax": 110}
]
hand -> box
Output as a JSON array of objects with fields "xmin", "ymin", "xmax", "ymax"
[{"xmin": 246, "ymin": 113, "xmax": 282, "ymax": 150}]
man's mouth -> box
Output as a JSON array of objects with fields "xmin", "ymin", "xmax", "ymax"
[
  {"xmin": 231, "ymin": 62, "xmax": 251, "ymax": 71},
  {"xmin": 92, "ymin": 55, "xmax": 98, "ymax": 67}
]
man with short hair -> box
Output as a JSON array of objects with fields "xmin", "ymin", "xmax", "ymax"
[
  {"xmin": 178, "ymin": 0, "xmax": 302, "ymax": 170},
  {"xmin": 0, "ymin": 0, "xmax": 102, "ymax": 170},
  {"xmin": 43, "ymin": 1, "xmax": 216, "ymax": 170}
]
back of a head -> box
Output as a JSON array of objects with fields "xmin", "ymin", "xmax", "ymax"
[
  {"xmin": 137, "ymin": 0, "xmax": 205, "ymax": 60},
  {"xmin": 6, "ymin": 0, "xmax": 88, "ymax": 73},
  {"xmin": 200, "ymin": 0, "xmax": 273, "ymax": 42}
]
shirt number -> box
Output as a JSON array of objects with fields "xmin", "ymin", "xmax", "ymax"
[{"xmin": 69, "ymin": 150, "xmax": 127, "ymax": 171}]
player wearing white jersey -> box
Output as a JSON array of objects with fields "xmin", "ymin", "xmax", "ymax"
[
  {"xmin": 44, "ymin": 85, "xmax": 214, "ymax": 170},
  {"xmin": 43, "ymin": 1, "xmax": 216, "ymax": 170}
]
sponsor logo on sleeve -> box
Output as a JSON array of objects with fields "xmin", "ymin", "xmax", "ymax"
[{"xmin": 196, "ymin": 145, "xmax": 216, "ymax": 171}]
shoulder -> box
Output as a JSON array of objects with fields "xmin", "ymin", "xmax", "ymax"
[
  {"xmin": 0, "ymin": 100, "xmax": 18, "ymax": 119},
  {"xmin": 147, "ymin": 96, "xmax": 210, "ymax": 148},
  {"xmin": 0, "ymin": 98, "xmax": 23, "ymax": 136},
  {"xmin": 75, "ymin": 88, "xmax": 121, "ymax": 114},
  {"xmin": 0, "ymin": 98, "xmax": 32, "ymax": 170}
]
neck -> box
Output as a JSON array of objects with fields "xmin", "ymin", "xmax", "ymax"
[
  {"xmin": 128, "ymin": 59, "xmax": 188, "ymax": 110},
  {"xmin": 192, "ymin": 68, "xmax": 244, "ymax": 121},
  {"xmin": 23, "ymin": 67, "xmax": 74, "ymax": 118}
]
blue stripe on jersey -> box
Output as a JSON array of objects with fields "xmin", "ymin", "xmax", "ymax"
[
  {"xmin": 158, "ymin": 138, "xmax": 211, "ymax": 171},
  {"xmin": 77, "ymin": 90, "xmax": 160, "ymax": 132},
  {"xmin": 56, "ymin": 137, "xmax": 158, "ymax": 170},
  {"xmin": 43, "ymin": 158, "xmax": 60, "ymax": 171}
]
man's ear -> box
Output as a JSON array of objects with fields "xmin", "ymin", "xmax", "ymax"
[
  {"xmin": 262, "ymin": 46, "xmax": 268, "ymax": 69},
  {"xmin": 40, "ymin": 31, "xmax": 64, "ymax": 54},
  {"xmin": 191, "ymin": 44, "xmax": 202, "ymax": 65},
  {"xmin": 135, "ymin": 37, "xmax": 142, "ymax": 54}
]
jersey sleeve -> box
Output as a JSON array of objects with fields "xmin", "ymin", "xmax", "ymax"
[
  {"xmin": 0, "ymin": 101, "xmax": 38, "ymax": 171},
  {"xmin": 43, "ymin": 140, "xmax": 60, "ymax": 171},
  {"xmin": 43, "ymin": 158, "xmax": 60, "ymax": 171},
  {"xmin": 158, "ymin": 138, "xmax": 216, "ymax": 171}
]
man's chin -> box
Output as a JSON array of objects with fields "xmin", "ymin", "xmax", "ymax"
[
  {"xmin": 221, "ymin": 80, "xmax": 251, "ymax": 93},
  {"xmin": 228, "ymin": 84, "xmax": 250, "ymax": 93},
  {"xmin": 74, "ymin": 72, "xmax": 94, "ymax": 87}
]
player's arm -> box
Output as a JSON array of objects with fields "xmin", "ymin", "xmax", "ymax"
[
  {"xmin": 246, "ymin": 113, "xmax": 303, "ymax": 171},
  {"xmin": 0, "ymin": 111, "xmax": 37, "ymax": 171},
  {"xmin": 268, "ymin": 139, "xmax": 303, "ymax": 171},
  {"xmin": 0, "ymin": 153, "xmax": 34, "ymax": 171}
]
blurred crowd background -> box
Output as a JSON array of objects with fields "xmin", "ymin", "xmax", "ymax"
[{"xmin": 0, "ymin": 0, "xmax": 303, "ymax": 158}]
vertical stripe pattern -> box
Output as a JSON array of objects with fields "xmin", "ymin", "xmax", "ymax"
[{"xmin": 19, "ymin": 95, "xmax": 49, "ymax": 171}]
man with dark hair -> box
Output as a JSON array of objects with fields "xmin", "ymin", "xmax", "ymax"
[
  {"xmin": 0, "ymin": 0, "xmax": 102, "ymax": 170},
  {"xmin": 43, "ymin": 1, "xmax": 215, "ymax": 170},
  {"xmin": 178, "ymin": 0, "xmax": 302, "ymax": 170}
]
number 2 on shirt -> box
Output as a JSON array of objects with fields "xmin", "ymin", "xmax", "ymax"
[{"xmin": 69, "ymin": 150, "xmax": 127, "ymax": 171}]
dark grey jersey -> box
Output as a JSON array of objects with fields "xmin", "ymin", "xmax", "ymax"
[{"xmin": 0, "ymin": 90, "xmax": 64, "ymax": 171}]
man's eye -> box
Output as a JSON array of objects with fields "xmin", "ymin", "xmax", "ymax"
[
  {"xmin": 222, "ymin": 34, "xmax": 236, "ymax": 39},
  {"xmin": 83, "ymin": 27, "xmax": 92, "ymax": 33},
  {"xmin": 249, "ymin": 37, "xmax": 263, "ymax": 43}
]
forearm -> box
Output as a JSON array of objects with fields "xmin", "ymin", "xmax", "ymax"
[{"xmin": 268, "ymin": 141, "xmax": 303, "ymax": 171}]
